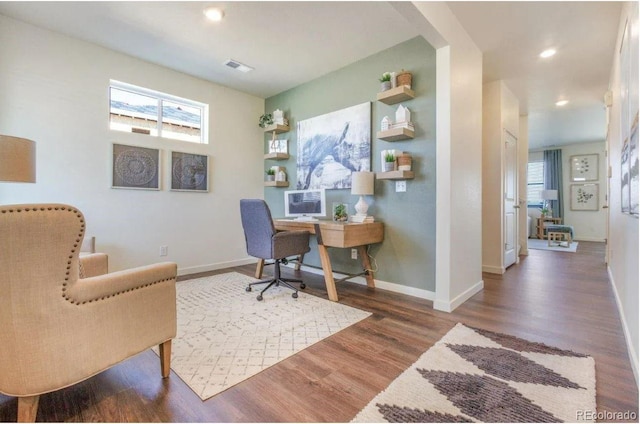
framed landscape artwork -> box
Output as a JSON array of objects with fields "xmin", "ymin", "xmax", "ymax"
[
  {"xmin": 570, "ymin": 154, "xmax": 598, "ymax": 182},
  {"xmin": 570, "ymin": 183, "xmax": 599, "ymax": 211},
  {"xmin": 171, "ymin": 151, "xmax": 209, "ymax": 192},
  {"xmin": 112, "ymin": 143, "xmax": 160, "ymax": 190}
]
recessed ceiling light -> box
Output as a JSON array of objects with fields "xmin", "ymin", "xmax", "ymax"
[
  {"xmin": 555, "ymin": 100, "xmax": 569, "ymax": 106},
  {"xmin": 540, "ymin": 49, "xmax": 557, "ymax": 58},
  {"xmin": 204, "ymin": 7, "xmax": 224, "ymax": 22}
]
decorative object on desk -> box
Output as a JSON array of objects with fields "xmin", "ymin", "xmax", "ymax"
[
  {"xmin": 332, "ymin": 202, "xmax": 349, "ymax": 222},
  {"xmin": 268, "ymin": 138, "xmax": 288, "ymax": 154},
  {"xmin": 397, "ymin": 69, "xmax": 412, "ymax": 88},
  {"xmin": 381, "ymin": 116, "xmax": 391, "ymax": 131},
  {"xmin": 112, "ymin": 143, "xmax": 160, "ymax": 190},
  {"xmin": 379, "ymin": 72, "xmax": 392, "ymax": 91},
  {"xmin": 0, "ymin": 135, "xmax": 36, "ymax": 183},
  {"xmin": 383, "ymin": 152, "xmax": 396, "ymax": 172},
  {"xmin": 171, "ymin": 151, "xmax": 208, "ymax": 192},
  {"xmin": 540, "ymin": 189, "xmax": 558, "ymax": 217},
  {"xmin": 351, "ymin": 171, "xmax": 375, "ymax": 221},
  {"xmin": 265, "ymin": 168, "xmax": 275, "ymax": 181},
  {"xmin": 571, "ymin": 183, "xmax": 599, "ymax": 211},
  {"xmin": 397, "ymin": 153, "xmax": 412, "ymax": 171},
  {"xmin": 570, "ymin": 154, "xmax": 598, "ymax": 182},
  {"xmin": 258, "ymin": 113, "xmax": 273, "ymax": 128},
  {"xmin": 155, "ymin": 272, "xmax": 370, "ymax": 400},
  {"xmin": 296, "ymin": 102, "xmax": 371, "ymax": 190},
  {"xmin": 352, "ymin": 323, "xmax": 594, "ymax": 423}
]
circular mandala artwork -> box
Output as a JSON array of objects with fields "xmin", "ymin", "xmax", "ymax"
[
  {"xmin": 115, "ymin": 149, "xmax": 157, "ymax": 186},
  {"xmin": 173, "ymin": 156, "xmax": 206, "ymax": 189}
]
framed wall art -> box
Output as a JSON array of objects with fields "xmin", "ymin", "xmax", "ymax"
[
  {"xmin": 268, "ymin": 139, "xmax": 288, "ymax": 154},
  {"xmin": 112, "ymin": 143, "xmax": 160, "ymax": 190},
  {"xmin": 570, "ymin": 154, "xmax": 598, "ymax": 182},
  {"xmin": 570, "ymin": 183, "xmax": 599, "ymax": 211},
  {"xmin": 170, "ymin": 151, "xmax": 209, "ymax": 192},
  {"xmin": 296, "ymin": 102, "xmax": 371, "ymax": 190}
]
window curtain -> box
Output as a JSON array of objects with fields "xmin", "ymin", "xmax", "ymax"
[{"xmin": 544, "ymin": 149, "xmax": 563, "ymax": 218}]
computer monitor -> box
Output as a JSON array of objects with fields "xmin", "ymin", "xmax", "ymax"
[{"xmin": 284, "ymin": 189, "xmax": 326, "ymax": 221}]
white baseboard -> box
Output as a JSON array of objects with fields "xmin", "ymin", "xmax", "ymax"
[
  {"xmin": 285, "ymin": 263, "xmax": 436, "ymax": 301},
  {"xmin": 482, "ymin": 264, "xmax": 505, "ymax": 274},
  {"xmin": 433, "ymin": 279, "xmax": 484, "ymax": 312},
  {"xmin": 607, "ymin": 266, "xmax": 639, "ymax": 387},
  {"xmin": 178, "ymin": 257, "xmax": 257, "ymax": 276}
]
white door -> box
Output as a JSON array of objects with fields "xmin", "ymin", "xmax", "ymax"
[{"xmin": 504, "ymin": 130, "xmax": 518, "ymax": 268}]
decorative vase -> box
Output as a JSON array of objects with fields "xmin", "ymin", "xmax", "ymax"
[
  {"xmin": 266, "ymin": 174, "xmax": 275, "ymax": 181},
  {"xmin": 397, "ymin": 70, "xmax": 412, "ymax": 88},
  {"xmin": 380, "ymin": 81, "xmax": 391, "ymax": 92},
  {"xmin": 383, "ymin": 161, "xmax": 395, "ymax": 172}
]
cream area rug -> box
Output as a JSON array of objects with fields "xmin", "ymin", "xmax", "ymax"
[
  {"xmin": 528, "ymin": 238, "xmax": 579, "ymax": 253},
  {"xmin": 352, "ymin": 323, "xmax": 596, "ymax": 423},
  {"xmin": 156, "ymin": 272, "xmax": 371, "ymax": 400}
]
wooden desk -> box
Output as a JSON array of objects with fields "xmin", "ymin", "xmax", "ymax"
[
  {"xmin": 536, "ymin": 217, "xmax": 562, "ymax": 239},
  {"xmin": 255, "ymin": 220, "xmax": 384, "ymax": 302}
]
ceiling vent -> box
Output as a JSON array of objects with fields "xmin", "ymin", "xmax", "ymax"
[{"xmin": 223, "ymin": 59, "xmax": 253, "ymax": 73}]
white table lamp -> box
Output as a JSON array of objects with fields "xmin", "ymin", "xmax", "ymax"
[
  {"xmin": 0, "ymin": 135, "xmax": 36, "ymax": 183},
  {"xmin": 540, "ymin": 189, "xmax": 558, "ymax": 216},
  {"xmin": 351, "ymin": 171, "xmax": 374, "ymax": 217}
]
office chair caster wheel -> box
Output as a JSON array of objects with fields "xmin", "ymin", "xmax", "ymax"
[
  {"xmin": 246, "ymin": 286, "xmax": 252, "ymax": 292},
  {"xmin": 300, "ymin": 283, "xmax": 306, "ymax": 289},
  {"xmin": 292, "ymin": 292, "xmax": 298, "ymax": 299},
  {"xmin": 256, "ymin": 295, "xmax": 263, "ymax": 301}
]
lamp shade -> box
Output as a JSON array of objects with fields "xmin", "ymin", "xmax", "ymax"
[
  {"xmin": 351, "ymin": 171, "xmax": 374, "ymax": 195},
  {"xmin": 540, "ymin": 189, "xmax": 558, "ymax": 201},
  {"xmin": 0, "ymin": 135, "xmax": 36, "ymax": 183}
]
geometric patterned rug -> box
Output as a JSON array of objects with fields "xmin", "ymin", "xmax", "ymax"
[
  {"xmin": 352, "ymin": 323, "xmax": 596, "ymax": 423},
  {"xmin": 154, "ymin": 272, "xmax": 371, "ymax": 400}
]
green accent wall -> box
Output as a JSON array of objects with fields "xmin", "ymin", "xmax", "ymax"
[{"xmin": 264, "ymin": 36, "xmax": 436, "ymax": 292}]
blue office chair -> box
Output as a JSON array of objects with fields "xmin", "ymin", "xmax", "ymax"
[{"xmin": 239, "ymin": 199, "xmax": 311, "ymax": 301}]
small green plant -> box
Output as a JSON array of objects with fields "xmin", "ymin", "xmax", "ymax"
[
  {"xmin": 258, "ymin": 113, "xmax": 273, "ymax": 128},
  {"xmin": 379, "ymin": 72, "xmax": 391, "ymax": 83},
  {"xmin": 385, "ymin": 152, "xmax": 395, "ymax": 162},
  {"xmin": 540, "ymin": 207, "xmax": 549, "ymax": 216},
  {"xmin": 334, "ymin": 204, "xmax": 348, "ymax": 222},
  {"xmin": 266, "ymin": 168, "xmax": 276, "ymax": 176}
]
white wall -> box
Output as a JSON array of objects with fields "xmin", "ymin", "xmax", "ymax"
[
  {"xmin": 606, "ymin": 1, "xmax": 639, "ymax": 384},
  {"xmin": 392, "ymin": 2, "xmax": 484, "ymax": 311},
  {"xmin": 0, "ymin": 15, "xmax": 265, "ymax": 274},
  {"xmin": 482, "ymin": 81, "xmax": 519, "ymax": 274}
]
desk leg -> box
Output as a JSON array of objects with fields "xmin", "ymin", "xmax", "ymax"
[
  {"xmin": 255, "ymin": 259, "xmax": 264, "ymax": 279},
  {"xmin": 317, "ymin": 245, "xmax": 339, "ymax": 302},
  {"xmin": 358, "ymin": 245, "xmax": 375, "ymax": 288},
  {"xmin": 295, "ymin": 254, "xmax": 304, "ymax": 271}
]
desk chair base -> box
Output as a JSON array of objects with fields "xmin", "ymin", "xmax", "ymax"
[{"xmin": 246, "ymin": 259, "xmax": 305, "ymax": 301}]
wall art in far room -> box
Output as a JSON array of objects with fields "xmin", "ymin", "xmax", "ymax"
[{"xmin": 570, "ymin": 183, "xmax": 599, "ymax": 211}]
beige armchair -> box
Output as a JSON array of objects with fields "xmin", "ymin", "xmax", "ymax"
[{"xmin": 0, "ymin": 204, "xmax": 178, "ymax": 422}]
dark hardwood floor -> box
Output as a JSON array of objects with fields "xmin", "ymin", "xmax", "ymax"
[{"xmin": 1, "ymin": 241, "xmax": 637, "ymax": 422}]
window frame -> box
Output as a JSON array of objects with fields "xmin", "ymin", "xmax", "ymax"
[{"xmin": 109, "ymin": 80, "xmax": 209, "ymax": 144}]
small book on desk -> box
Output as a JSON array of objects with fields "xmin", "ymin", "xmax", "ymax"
[{"xmin": 349, "ymin": 215, "xmax": 375, "ymax": 223}]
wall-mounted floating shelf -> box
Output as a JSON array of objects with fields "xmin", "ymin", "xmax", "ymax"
[
  {"xmin": 263, "ymin": 124, "xmax": 290, "ymax": 134},
  {"xmin": 377, "ymin": 127, "xmax": 414, "ymax": 141},
  {"xmin": 376, "ymin": 170, "xmax": 415, "ymax": 180},
  {"xmin": 264, "ymin": 181, "xmax": 289, "ymax": 187},
  {"xmin": 264, "ymin": 153, "xmax": 290, "ymax": 160},
  {"xmin": 377, "ymin": 85, "xmax": 415, "ymax": 105}
]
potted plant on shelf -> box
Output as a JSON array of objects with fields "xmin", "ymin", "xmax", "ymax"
[
  {"xmin": 379, "ymin": 72, "xmax": 392, "ymax": 92},
  {"xmin": 259, "ymin": 113, "xmax": 274, "ymax": 128},
  {"xmin": 265, "ymin": 168, "xmax": 276, "ymax": 181},
  {"xmin": 384, "ymin": 152, "xmax": 396, "ymax": 172}
]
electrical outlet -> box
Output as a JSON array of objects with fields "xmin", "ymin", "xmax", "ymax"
[
  {"xmin": 351, "ymin": 248, "xmax": 358, "ymax": 260},
  {"xmin": 160, "ymin": 245, "xmax": 168, "ymax": 256},
  {"xmin": 396, "ymin": 180, "xmax": 407, "ymax": 192}
]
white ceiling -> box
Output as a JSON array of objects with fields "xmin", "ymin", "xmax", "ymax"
[{"xmin": 0, "ymin": 1, "xmax": 623, "ymax": 150}]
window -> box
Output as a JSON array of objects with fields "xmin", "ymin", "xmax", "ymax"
[
  {"xmin": 109, "ymin": 81, "xmax": 208, "ymax": 144},
  {"xmin": 527, "ymin": 160, "xmax": 545, "ymax": 207}
]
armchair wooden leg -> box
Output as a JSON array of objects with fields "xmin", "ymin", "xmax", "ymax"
[
  {"xmin": 17, "ymin": 396, "xmax": 39, "ymax": 422},
  {"xmin": 159, "ymin": 339, "xmax": 172, "ymax": 378}
]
